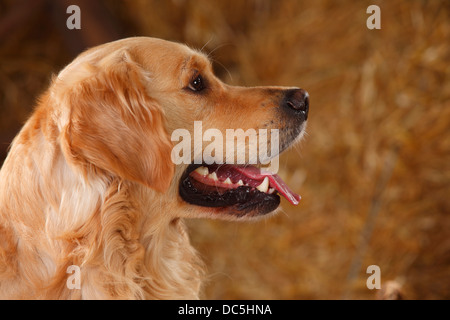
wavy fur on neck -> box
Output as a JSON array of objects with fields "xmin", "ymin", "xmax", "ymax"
[{"xmin": 0, "ymin": 105, "xmax": 203, "ymax": 298}]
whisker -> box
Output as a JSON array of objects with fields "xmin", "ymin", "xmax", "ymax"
[
  {"xmin": 293, "ymin": 143, "xmax": 303, "ymax": 157},
  {"xmin": 278, "ymin": 207, "xmax": 290, "ymax": 219},
  {"xmin": 207, "ymin": 42, "xmax": 231, "ymax": 57},
  {"xmin": 210, "ymin": 57, "xmax": 233, "ymax": 82},
  {"xmin": 200, "ymin": 36, "xmax": 214, "ymax": 53}
]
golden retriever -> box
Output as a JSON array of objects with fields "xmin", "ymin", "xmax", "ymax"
[{"xmin": 0, "ymin": 37, "xmax": 309, "ymax": 299}]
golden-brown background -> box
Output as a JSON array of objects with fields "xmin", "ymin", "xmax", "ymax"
[{"xmin": 0, "ymin": 0, "xmax": 448, "ymax": 299}]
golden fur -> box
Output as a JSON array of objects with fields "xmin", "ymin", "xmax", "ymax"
[{"xmin": 0, "ymin": 37, "xmax": 302, "ymax": 299}]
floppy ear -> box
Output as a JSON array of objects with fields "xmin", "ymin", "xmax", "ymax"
[{"xmin": 61, "ymin": 50, "xmax": 174, "ymax": 193}]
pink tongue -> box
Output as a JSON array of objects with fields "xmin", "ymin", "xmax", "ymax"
[{"xmin": 234, "ymin": 166, "xmax": 301, "ymax": 206}]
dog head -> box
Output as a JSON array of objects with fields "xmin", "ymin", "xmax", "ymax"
[{"xmin": 54, "ymin": 37, "xmax": 309, "ymax": 220}]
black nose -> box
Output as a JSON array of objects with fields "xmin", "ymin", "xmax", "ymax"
[{"xmin": 283, "ymin": 88, "xmax": 309, "ymax": 120}]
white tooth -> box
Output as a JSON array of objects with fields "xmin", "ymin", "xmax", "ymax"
[
  {"xmin": 237, "ymin": 180, "xmax": 244, "ymax": 186},
  {"xmin": 224, "ymin": 177, "xmax": 232, "ymax": 184},
  {"xmin": 256, "ymin": 177, "xmax": 269, "ymax": 193},
  {"xmin": 208, "ymin": 172, "xmax": 218, "ymax": 181},
  {"xmin": 268, "ymin": 188, "xmax": 275, "ymax": 194},
  {"xmin": 194, "ymin": 166, "xmax": 209, "ymax": 176}
]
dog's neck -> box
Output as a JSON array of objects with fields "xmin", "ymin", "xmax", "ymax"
[{"xmin": 0, "ymin": 114, "xmax": 203, "ymax": 299}]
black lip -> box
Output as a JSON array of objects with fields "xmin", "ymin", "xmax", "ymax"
[{"xmin": 179, "ymin": 164, "xmax": 280, "ymax": 216}]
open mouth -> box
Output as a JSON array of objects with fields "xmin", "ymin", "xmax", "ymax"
[{"xmin": 179, "ymin": 164, "xmax": 301, "ymax": 217}]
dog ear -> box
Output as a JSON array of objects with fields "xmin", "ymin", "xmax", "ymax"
[{"xmin": 61, "ymin": 50, "xmax": 174, "ymax": 193}]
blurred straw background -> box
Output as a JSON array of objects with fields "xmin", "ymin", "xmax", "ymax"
[{"xmin": 0, "ymin": 0, "xmax": 449, "ymax": 299}]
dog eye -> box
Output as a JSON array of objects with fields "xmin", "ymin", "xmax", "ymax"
[{"xmin": 188, "ymin": 75, "xmax": 205, "ymax": 92}]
